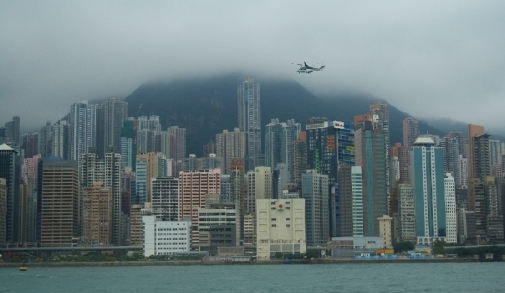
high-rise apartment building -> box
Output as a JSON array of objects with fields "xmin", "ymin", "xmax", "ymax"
[
  {"xmin": 238, "ymin": 77, "xmax": 261, "ymax": 171},
  {"xmin": 443, "ymin": 135, "xmax": 462, "ymax": 186},
  {"xmin": 81, "ymin": 182, "xmax": 112, "ymax": 245},
  {"xmin": 468, "ymin": 124, "xmax": 485, "ymax": 179},
  {"xmin": 168, "ymin": 126, "xmax": 186, "ymax": 161},
  {"xmin": 39, "ymin": 159, "xmax": 79, "ymax": 246},
  {"xmin": 397, "ymin": 182, "xmax": 416, "ymax": 243},
  {"xmin": 178, "ymin": 169, "xmax": 221, "ymax": 245},
  {"xmin": 151, "ymin": 177, "xmax": 179, "ymax": 220},
  {"xmin": 51, "ymin": 120, "xmax": 70, "ymax": 159},
  {"xmin": 69, "ymin": 101, "xmax": 96, "ymax": 165},
  {"xmin": 301, "ymin": 170, "xmax": 329, "ymax": 246},
  {"xmin": 265, "ymin": 119, "xmax": 300, "ymax": 181},
  {"xmin": 410, "ymin": 137, "xmax": 446, "ymax": 243},
  {"xmin": 216, "ymin": 128, "xmax": 246, "ymax": 174},
  {"xmin": 403, "ymin": 117, "xmax": 419, "ymax": 149},
  {"xmin": 96, "ymin": 97, "xmax": 128, "ymax": 157},
  {"xmin": 80, "ymin": 151, "xmax": 123, "ymax": 245},
  {"xmin": 390, "ymin": 143, "xmax": 410, "ymax": 186},
  {"xmin": 444, "ymin": 173, "xmax": 457, "ymax": 243},
  {"xmin": 247, "ymin": 166, "xmax": 273, "ymax": 215}
]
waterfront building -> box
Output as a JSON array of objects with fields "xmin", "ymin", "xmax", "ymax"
[
  {"xmin": 256, "ymin": 198, "xmax": 306, "ymax": 260},
  {"xmin": 328, "ymin": 236, "xmax": 384, "ymax": 257},
  {"xmin": 142, "ymin": 216, "xmax": 191, "ymax": 257},
  {"xmin": 410, "ymin": 137, "xmax": 446, "ymax": 243},
  {"xmin": 198, "ymin": 203, "xmax": 237, "ymax": 253},
  {"xmin": 238, "ymin": 77, "xmax": 261, "ymax": 171},
  {"xmin": 378, "ymin": 215, "xmax": 393, "ymax": 249}
]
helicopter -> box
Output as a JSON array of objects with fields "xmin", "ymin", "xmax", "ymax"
[{"xmin": 293, "ymin": 62, "xmax": 325, "ymax": 74}]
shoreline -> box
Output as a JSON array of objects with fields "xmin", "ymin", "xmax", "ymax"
[{"xmin": 0, "ymin": 258, "xmax": 484, "ymax": 267}]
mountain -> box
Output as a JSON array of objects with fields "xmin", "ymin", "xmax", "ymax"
[{"xmin": 125, "ymin": 74, "xmax": 446, "ymax": 155}]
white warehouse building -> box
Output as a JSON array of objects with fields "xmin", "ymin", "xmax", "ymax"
[{"xmin": 143, "ymin": 216, "xmax": 191, "ymax": 257}]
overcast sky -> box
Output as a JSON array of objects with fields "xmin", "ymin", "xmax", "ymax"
[{"xmin": 2, "ymin": 1, "xmax": 505, "ymax": 133}]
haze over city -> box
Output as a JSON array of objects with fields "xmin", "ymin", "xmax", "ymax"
[{"xmin": 2, "ymin": 1, "xmax": 505, "ymax": 133}]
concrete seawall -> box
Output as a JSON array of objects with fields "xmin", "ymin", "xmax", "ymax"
[{"xmin": 0, "ymin": 257, "xmax": 480, "ymax": 267}]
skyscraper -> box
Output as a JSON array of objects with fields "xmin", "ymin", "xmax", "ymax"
[
  {"xmin": 0, "ymin": 178, "xmax": 6, "ymax": 247},
  {"xmin": 247, "ymin": 166, "xmax": 273, "ymax": 215},
  {"xmin": 238, "ymin": 77, "xmax": 261, "ymax": 171},
  {"xmin": 39, "ymin": 159, "xmax": 79, "ymax": 247},
  {"xmin": 444, "ymin": 173, "xmax": 457, "ymax": 243},
  {"xmin": 81, "ymin": 182, "xmax": 112, "ymax": 245},
  {"xmin": 306, "ymin": 118, "xmax": 354, "ymax": 236},
  {"xmin": 151, "ymin": 176, "xmax": 179, "ymax": 220},
  {"xmin": 69, "ymin": 101, "xmax": 96, "ymax": 165},
  {"xmin": 354, "ymin": 117, "xmax": 387, "ymax": 237},
  {"xmin": 0, "ymin": 143, "xmax": 20, "ymax": 242},
  {"xmin": 410, "ymin": 137, "xmax": 446, "ymax": 243}
]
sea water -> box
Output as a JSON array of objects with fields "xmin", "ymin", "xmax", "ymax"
[{"xmin": 1, "ymin": 262, "xmax": 504, "ymax": 293}]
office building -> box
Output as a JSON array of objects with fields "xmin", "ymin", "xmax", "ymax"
[
  {"xmin": 354, "ymin": 116, "xmax": 387, "ymax": 237},
  {"xmin": 0, "ymin": 143, "xmax": 20, "ymax": 243},
  {"xmin": 39, "ymin": 159, "xmax": 79, "ymax": 246},
  {"xmin": 410, "ymin": 137, "xmax": 446, "ymax": 243},
  {"xmin": 468, "ymin": 124, "xmax": 485, "ymax": 179}
]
